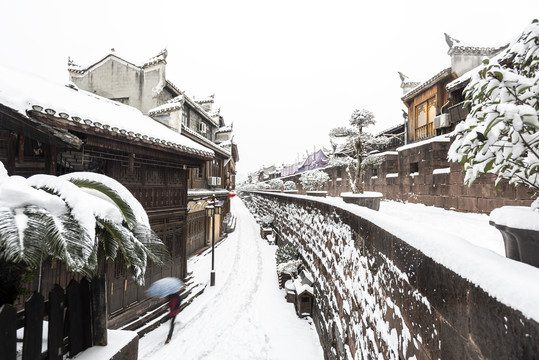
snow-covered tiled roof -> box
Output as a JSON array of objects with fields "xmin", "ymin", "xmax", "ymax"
[
  {"xmin": 376, "ymin": 123, "xmax": 405, "ymax": 137},
  {"xmin": 181, "ymin": 124, "xmax": 231, "ymax": 158},
  {"xmin": 187, "ymin": 188, "xmax": 230, "ymax": 199},
  {"xmin": 448, "ymin": 45, "xmax": 507, "ymax": 56},
  {"xmin": 216, "ymin": 124, "xmax": 233, "ymax": 134},
  {"xmin": 193, "ymin": 94, "xmax": 215, "ymax": 104},
  {"xmin": 148, "ymin": 95, "xmax": 184, "ymax": 116},
  {"xmin": 401, "ymin": 68, "xmax": 452, "ymax": 101},
  {"xmin": 396, "ymin": 134, "xmax": 450, "ymax": 152},
  {"xmin": 209, "ymin": 107, "xmax": 221, "ymax": 118},
  {"xmin": 165, "ymin": 80, "xmax": 183, "ymax": 96},
  {"xmin": 68, "ymin": 49, "xmax": 167, "ymax": 74},
  {"xmin": 446, "ymin": 68, "xmax": 474, "ymax": 92},
  {"xmin": 183, "ymin": 95, "xmax": 219, "ymax": 127},
  {"xmin": 142, "ymin": 49, "xmax": 168, "ymax": 68},
  {"xmin": 0, "ymin": 64, "xmax": 214, "ymax": 159}
]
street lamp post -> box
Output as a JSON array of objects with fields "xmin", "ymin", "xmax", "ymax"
[{"xmin": 205, "ymin": 194, "xmax": 221, "ymax": 286}]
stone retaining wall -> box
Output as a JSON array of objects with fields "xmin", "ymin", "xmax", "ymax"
[
  {"xmin": 276, "ymin": 138, "xmax": 532, "ymax": 214},
  {"xmin": 245, "ymin": 192, "xmax": 539, "ymax": 360},
  {"xmin": 362, "ymin": 139, "xmax": 532, "ymax": 213}
]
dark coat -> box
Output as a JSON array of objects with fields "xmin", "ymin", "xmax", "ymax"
[{"xmin": 168, "ymin": 293, "xmax": 181, "ymax": 317}]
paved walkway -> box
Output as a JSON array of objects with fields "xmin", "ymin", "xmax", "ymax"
[{"xmin": 138, "ymin": 198, "xmax": 323, "ymax": 360}]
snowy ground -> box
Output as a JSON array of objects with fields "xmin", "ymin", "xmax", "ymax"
[
  {"xmin": 137, "ymin": 196, "xmax": 533, "ymax": 359},
  {"xmin": 138, "ymin": 198, "xmax": 324, "ymax": 360},
  {"xmin": 378, "ymin": 200, "xmax": 505, "ymax": 256}
]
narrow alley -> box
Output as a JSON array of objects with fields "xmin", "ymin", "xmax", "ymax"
[{"xmin": 138, "ymin": 198, "xmax": 324, "ymax": 360}]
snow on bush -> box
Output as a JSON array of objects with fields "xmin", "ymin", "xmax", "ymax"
[
  {"xmin": 275, "ymin": 244, "xmax": 300, "ymax": 265},
  {"xmin": 300, "ymin": 169, "xmax": 330, "ymax": 191},
  {"xmin": 284, "ymin": 180, "xmax": 297, "ymax": 191},
  {"xmin": 269, "ymin": 178, "xmax": 284, "ymax": 190},
  {"xmin": 448, "ymin": 20, "xmax": 539, "ymax": 210},
  {"xmin": 239, "ymin": 183, "xmax": 257, "ymax": 191},
  {"xmin": 261, "ymin": 214, "xmax": 274, "ymax": 227},
  {"xmin": 277, "ymin": 259, "xmax": 303, "ymax": 276},
  {"xmin": 256, "ymin": 182, "xmax": 270, "ymax": 190}
]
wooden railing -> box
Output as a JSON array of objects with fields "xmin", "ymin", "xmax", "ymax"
[
  {"xmin": 0, "ymin": 279, "xmax": 93, "ymax": 360},
  {"xmin": 415, "ymin": 122, "xmax": 434, "ymax": 140}
]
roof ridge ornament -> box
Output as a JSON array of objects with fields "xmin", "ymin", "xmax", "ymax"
[{"xmin": 444, "ymin": 33, "xmax": 460, "ymax": 52}]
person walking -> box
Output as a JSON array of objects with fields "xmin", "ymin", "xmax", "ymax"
[{"xmin": 165, "ymin": 291, "xmax": 182, "ymax": 344}]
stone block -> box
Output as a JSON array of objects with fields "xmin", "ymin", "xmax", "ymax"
[
  {"xmin": 416, "ymin": 258, "xmax": 470, "ymax": 337},
  {"xmin": 439, "ymin": 320, "xmax": 481, "ymax": 359},
  {"xmin": 458, "ymin": 196, "xmax": 478, "ymax": 212},
  {"xmin": 441, "ymin": 196, "xmax": 458, "ymax": 210},
  {"xmin": 494, "ymin": 181, "xmax": 517, "ymax": 199},
  {"xmin": 431, "ymin": 141, "xmax": 450, "ymax": 151},
  {"xmin": 449, "ymin": 161, "xmax": 463, "ymax": 172},
  {"xmin": 503, "ymin": 198, "xmax": 533, "ymax": 208},
  {"xmin": 477, "ymin": 198, "xmax": 505, "ymax": 214},
  {"xmin": 431, "ymin": 184, "xmax": 448, "ymax": 196},
  {"xmin": 400, "ymin": 175, "xmax": 412, "ymax": 186},
  {"xmin": 423, "ymin": 173, "xmax": 434, "ymax": 185},
  {"xmin": 369, "ymin": 225, "xmax": 393, "ymax": 259},
  {"xmin": 391, "ymin": 237, "xmax": 421, "ymax": 286},
  {"xmin": 416, "ymin": 194, "xmax": 435, "ymax": 206},
  {"xmin": 469, "ymin": 285, "xmax": 539, "ymax": 359},
  {"xmin": 432, "ymin": 172, "xmax": 450, "ymax": 186},
  {"xmin": 447, "ymin": 184, "xmax": 464, "ymax": 197},
  {"xmin": 515, "ymin": 185, "xmax": 532, "ymax": 200},
  {"xmin": 398, "ymin": 287, "xmax": 442, "ymax": 359},
  {"xmin": 449, "ymin": 170, "xmax": 465, "ymax": 185}
]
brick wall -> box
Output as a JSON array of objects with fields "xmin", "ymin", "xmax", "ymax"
[
  {"xmin": 362, "ymin": 139, "xmax": 532, "ymax": 213},
  {"xmin": 245, "ymin": 192, "xmax": 539, "ymax": 359},
  {"xmin": 267, "ymin": 137, "xmax": 532, "ymax": 214}
]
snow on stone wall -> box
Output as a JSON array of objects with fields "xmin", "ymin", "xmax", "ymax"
[
  {"xmin": 244, "ymin": 192, "xmax": 539, "ymax": 360},
  {"xmin": 247, "ymin": 194, "xmax": 430, "ymax": 359}
]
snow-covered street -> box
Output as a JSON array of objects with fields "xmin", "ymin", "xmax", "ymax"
[{"xmin": 138, "ymin": 198, "xmax": 324, "ymax": 360}]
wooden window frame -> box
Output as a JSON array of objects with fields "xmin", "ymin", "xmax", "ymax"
[{"xmin": 414, "ymin": 97, "xmax": 436, "ymax": 140}]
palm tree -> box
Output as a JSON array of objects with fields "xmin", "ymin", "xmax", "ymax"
[{"xmin": 0, "ymin": 163, "xmax": 170, "ymax": 304}]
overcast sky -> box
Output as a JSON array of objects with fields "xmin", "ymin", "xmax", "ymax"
[{"xmin": 1, "ymin": 1, "xmax": 538, "ymax": 181}]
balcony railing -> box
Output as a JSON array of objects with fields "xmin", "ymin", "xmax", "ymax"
[{"xmin": 415, "ymin": 122, "xmax": 435, "ymax": 140}]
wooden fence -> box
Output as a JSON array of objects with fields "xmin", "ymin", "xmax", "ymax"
[{"xmin": 0, "ymin": 278, "xmax": 94, "ymax": 360}]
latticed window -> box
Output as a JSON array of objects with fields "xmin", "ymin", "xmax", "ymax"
[
  {"xmin": 415, "ymin": 97, "xmax": 436, "ymax": 140},
  {"xmin": 195, "ymin": 164, "xmax": 204, "ymax": 179},
  {"xmin": 212, "ymin": 159, "xmax": 221, "ymax": 177}
]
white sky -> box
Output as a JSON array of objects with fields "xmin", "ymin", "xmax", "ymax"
[{"xmin": 1, "ymin": 1, "xmax": 538, "ymax": 181}]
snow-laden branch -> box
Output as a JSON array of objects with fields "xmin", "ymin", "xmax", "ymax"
[{"xmin": 448, "ymin": 20, "xmax": 539, "ymax": 210}]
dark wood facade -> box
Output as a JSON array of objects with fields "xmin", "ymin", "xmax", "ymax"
[{"xmin": 0, "ymin": 103, "xmax": 211, "ymax": 319}]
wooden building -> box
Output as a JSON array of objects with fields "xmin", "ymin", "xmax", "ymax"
[
  {"xmin": 401, "ymin": 38, "xmax": 506, "ymax": 144},
  {"xmin": 0, "ymin": 64, "xmax": 213, "ymax": 318},
  {"xmin": 401, "ymin": 68, "xmax": 453, "ymax": 142},
  {"xmin": 68, "ymin": 50, "xmax": 239, "ymax": 257}
]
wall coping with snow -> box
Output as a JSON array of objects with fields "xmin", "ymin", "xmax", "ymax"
[{"xmin": 246, "ymin": 191, "xmax": 539, "ymax": 359}]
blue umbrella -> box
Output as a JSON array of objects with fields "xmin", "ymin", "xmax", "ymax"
[{"xmin": 146, "ymin": 277, "xmax": 184, "ymax": 298}]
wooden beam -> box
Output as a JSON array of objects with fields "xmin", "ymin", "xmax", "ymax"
[
  {"xmin": 0, "ymin": 106, "xmax": 82, "ymax": 149},
  {"xmin": 6, "ymin": 131, "xmax": 17, "ymax": 175},
  {"xmin": 17, "ymin": 134, "xmax": 24, "ymax": 164},
  {"xmin": 44, "ymin": 144, "xmax": 57, "ymax": 175}
]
